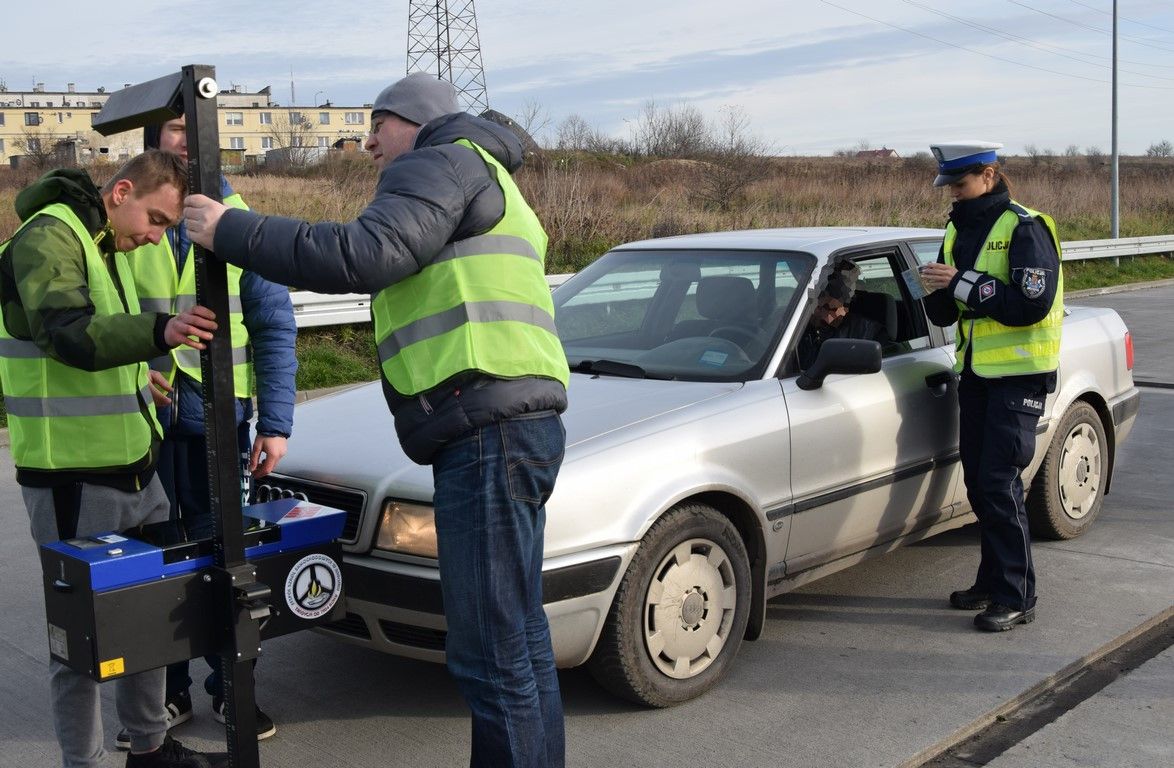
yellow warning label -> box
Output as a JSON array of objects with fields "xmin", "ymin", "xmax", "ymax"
[{"xmin": 98, "ymin": 658, "xmax": 125, "ymax": 678}]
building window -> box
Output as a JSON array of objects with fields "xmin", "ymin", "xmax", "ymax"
[
  {"xmin": 58, "ymin": 112, "xmax": 65, "ymax": 123},
  {"xmin": 319, "ymin": 112, "xmax": 330, "ymax": 125},
  {"xmin": 0, "ymin": 138, "xmax": 5, "ymax": 154},
  {"xmin": 30, "ymin": 101, "xmax": 40, "ymax": 108},
  {"xmin": 225, "ymin": 112, "xmax": 243, "ymax": 126},
  {"xmin": 0, "ymin": 113, "xmax": 5, "ymax": 126},
  {"xmin": 345, "ymin": 111, "xmax": 364, "ymax": 125},
  {"xmin": 318, "ymin": 136, "xmax": 329, "ymax": 148},
  {"xmin": 229, "ymin": 137, "xmax": 245, "ymax": 150},
  {"xmin": 259, "ymin": 112, "xmax": 272, "ymax": 125},
  {"xmin": 27, "ymin": 138, "xmax": 42, "ymax": 153},
  {"xmin": 288, "ymin": 111, "xmax": 303, "ymax": 126},
  {"xmin": 261, "ymin": 137, "xmax": 274, "ymax": 150},
  {"xmin": 25, "ymin": 112, "xmax": 41, "ymax": 126},
  {"xmin": 292, "ymin": 136, "xmax": 305, "ymax": 148}
]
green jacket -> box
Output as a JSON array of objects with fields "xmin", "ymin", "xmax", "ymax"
[{"xmin": 0, "ymin": 169, "xmax": 172, "ymax": 489}]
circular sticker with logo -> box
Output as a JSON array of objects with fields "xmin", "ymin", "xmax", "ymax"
[{"xmin": 284, "ymin": 553, "xmax": 342, "ymax": 620}]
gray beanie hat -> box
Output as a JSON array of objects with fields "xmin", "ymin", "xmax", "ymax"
[{"xmin": 371, "ymin": 72, "xmax": 459, "ymax": 126}]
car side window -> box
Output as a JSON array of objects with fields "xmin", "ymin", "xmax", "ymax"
[
  {"xmin": 909, "ymin": 240, "xmax": 942, "ymax": 266},
  {"xmin": 848, "ymin": 253, "xmax": 932, "ymax": 355}
]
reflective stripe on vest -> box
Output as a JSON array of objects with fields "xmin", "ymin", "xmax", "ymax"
[
  {"xmin": 126, "ymin": 192, "xmax": 253, "ymax": 397},
  {"xmin": 0, "ymin": 203, "xmax": 160, "ymax": 470},
  {"xmin": 943, "ymin": 201, "xmax": 1064, "ymax": 376},
  {"xmin": 371, "ymin": 140, "xmax": 569, "ymax": 396}
]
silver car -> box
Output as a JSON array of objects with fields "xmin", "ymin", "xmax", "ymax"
[{"xmin": 265, "ymin": 227, "xmax": 1140, "ymax": 706}]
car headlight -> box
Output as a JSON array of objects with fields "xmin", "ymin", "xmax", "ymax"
[{"xmin": 375, "ymin": 500, "xmax": 437, "ymax": 558}]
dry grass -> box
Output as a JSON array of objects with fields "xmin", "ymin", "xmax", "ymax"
[{"xmin": 2, "ymin": 154, "xmax": 1172, "ymax": 271}]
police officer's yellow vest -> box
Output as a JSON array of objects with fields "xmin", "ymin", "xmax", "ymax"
[
  {"xmin": 0, "ymin": 203, "xmax": 161, "ymax": 470},
  {"xmin": 371, "ymin": 140, "xmax": 569, "ymax": 396},
  {"xmin": 127, "ymin": 193, "xmax": 254, "ymax": 398},
  {"xmin": 944, "ymin": 201, "xmax": 1064, "ymax": 377}
]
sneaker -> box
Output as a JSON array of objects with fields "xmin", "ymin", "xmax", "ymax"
[
  {"xmin": 116, "ymin": 690, "xmax": 195, "ymax": 750},
  {"xmin": 212, "ymin": 697, "xmax": 277, "ymax": 741},
  {"xmin": 124, "ymin": 733, "xmax": 227, "ymax": 768}
]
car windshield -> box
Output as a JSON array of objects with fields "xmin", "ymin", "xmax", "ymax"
[{"xmin": 553, "ymin": 248, "xmax": 814, "ymax": 382}]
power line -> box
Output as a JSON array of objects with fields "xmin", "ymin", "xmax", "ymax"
[
  {"xmin": 816, "ymin": 0, "xmax": 1174, "ymax": 90},
  {"xmin": 1062, "ymin": 0, "xmax": 1174, "ymax": 36},
  {"xmin": 900, "ymin": 0, "xmax": 1174, "ymax": 79},
  {"xmin": 1006, "ymin": 0, "xmax": 1174, "ymax": 54}
]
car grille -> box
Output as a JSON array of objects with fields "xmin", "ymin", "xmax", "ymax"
[
  {"xmin": 254, "ymin": 476, "xmax": 366, "ymax": 543},
  {"xmin": 378, "ymin": 620, "xmax": 447, "ymax": 651},
  {"xmin": 324, "ymin": 612, "xmax": 371, "ymax": 640}
]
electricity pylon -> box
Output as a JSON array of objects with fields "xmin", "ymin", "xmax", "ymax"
[{"xmin": 406, "ymin": 0, "xmax": 489, "ymax": 114}]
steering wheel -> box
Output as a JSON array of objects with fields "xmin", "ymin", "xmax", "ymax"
[{"xmin": 708, "ymin": 325, "xmax": 758, "ymax": 347}]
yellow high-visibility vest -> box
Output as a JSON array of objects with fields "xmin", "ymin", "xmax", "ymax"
[
  {"xmin": 944, "ymin": 201, "xmax": 1064, "ymax": 376},
  {"xmin": 0, "ymin": 203, "xmax": 161, "ymax": 470},
  {"xmin": 372, "ymin": 140, "xmax": 568, "ymax": 396}
]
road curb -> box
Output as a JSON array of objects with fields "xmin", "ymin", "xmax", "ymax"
[
  {"xmin": 1067, "ymin": 277, "xmax": 1174, "ymax": 298},
  {"xmin": 898, "ymin": 604, "xmax": 1174, "ymax": 768}
]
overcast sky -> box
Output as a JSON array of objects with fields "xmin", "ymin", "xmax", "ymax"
[{"xmin": 3, "ymin": 0, "xmax": 1173, "ymax": 155}]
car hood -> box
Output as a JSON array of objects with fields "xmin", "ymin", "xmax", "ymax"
[{"xmin": 275, "ymin": 376, "xmax": 742, "ymax": 495}]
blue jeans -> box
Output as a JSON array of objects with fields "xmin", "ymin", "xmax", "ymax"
[{"xmin": 432, "ymin": 412, "xmax": 566, "ymax": 768}]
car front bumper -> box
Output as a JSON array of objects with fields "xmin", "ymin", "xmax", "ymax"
[{"xmin": 315, "ymin": 543, "xmax": 637, "ymax": 668}]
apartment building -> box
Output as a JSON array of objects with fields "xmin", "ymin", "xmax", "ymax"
[{"xmin": 0, "ymin": 81, "xmax": 369, "ymax": 167}]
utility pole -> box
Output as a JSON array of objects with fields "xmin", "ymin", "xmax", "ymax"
[
  {"xmin": 1111, "ymin": 0, "xmax": 1119, "ymax": 239},
  {"xmin": 406, "ymin": 0, "xmax": 489, "ymax": 114}
]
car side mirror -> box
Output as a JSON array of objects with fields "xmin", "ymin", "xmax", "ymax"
[{"xmin": 796, "ymin": 338, "xmax": 883, "ymax": 390}]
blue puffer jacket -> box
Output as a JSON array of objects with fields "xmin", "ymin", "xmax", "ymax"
[{"xmin": 157, "ymin": 177, "xmax": 298, "ymax": 438}]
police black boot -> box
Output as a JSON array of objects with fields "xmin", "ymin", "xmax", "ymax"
[
  {"xmin": 974, "ymin": 603, "xmax": 1035, "ymax": 632},
  {"xmin": 949, "ymin": 587, "xmax": 991, "ymax": 610}
]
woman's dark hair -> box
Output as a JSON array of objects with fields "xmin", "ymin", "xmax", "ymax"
[{"xmin": 970, "ymin": 161, "xmax": 1012, "ymax": 194}]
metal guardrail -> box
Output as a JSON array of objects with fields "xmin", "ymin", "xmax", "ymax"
[{"xmin": 290, "ymin": 235, "xmax": 1173, "ymax": 328}]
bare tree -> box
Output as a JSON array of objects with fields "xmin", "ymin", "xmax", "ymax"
[
  {"xmin": 12, "ymin": 127, "xmax": 64, "ymax": 170},
  {"xmin": 266, "ymin": 112, "xmax": 317, "ymax": 168},
  {"xmin": 693, "ymin": 106, "xmax": 771, "ymax": 212},
  {"xmin": 1085, "ymin": 146, "xmax": 1105, "ymax": 168},
  {"xmin": 1145, "ymin": 140, "xmax": 1173, "ymax": 157},
  {"xmin": 629, "ymin": 101, "xmax": 708, "ymax": 158},
  {"xmin": 515, "ymin": 100, "xmax": 552, "ymax": 144},
  {"xmin": 1064, "ymin": 144, "xmax": 1081, "ymax": 157}
]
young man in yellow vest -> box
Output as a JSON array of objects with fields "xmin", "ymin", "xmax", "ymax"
[
  {"xmin": 0, "ymin": 150, "xmax": 224, "ymax": 767},
  {"xmin": 183, "ymin": 72, "xmax": 569, "ymax": 768},
  {"xmin": 920, "ymin": 140, "xmax": 1063, "ymax": 633},
  {"xmin": 114, "ymin": 113, "xmax": 295, "ymax": 749}
]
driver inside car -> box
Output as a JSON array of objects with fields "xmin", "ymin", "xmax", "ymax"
[{"xmin": 796, "ymin": 262, "xmax": 889, "ymax": 369}]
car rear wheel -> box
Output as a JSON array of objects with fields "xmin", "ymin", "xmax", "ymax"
[
  {"xmin": 587, "ymin": 502, "xmax": 751, "ymax": 707},
  {"xmin": 1027, "ymin": 400, "xmax": 1107, "ymax": 540}
]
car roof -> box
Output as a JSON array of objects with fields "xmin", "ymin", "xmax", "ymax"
[{"xmin": 612, "ymin": 227, "xmax": 944, "ymax": 257}]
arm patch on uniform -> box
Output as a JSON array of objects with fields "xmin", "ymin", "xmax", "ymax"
[
  {"xmin": 978, "ymin": 279, "xmax": 997, "ymax": 302},
  {"xmin": 1020, "ymin": 268, "xmax": 1047, "ymax": 299}
]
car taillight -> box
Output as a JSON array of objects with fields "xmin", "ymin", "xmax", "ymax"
[{"xmin": 1125, "ymin": 331, "xmax": 1134, "ymax": 371}]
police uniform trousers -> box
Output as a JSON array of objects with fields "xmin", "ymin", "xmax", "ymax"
[{"xmin": 957, "ymin": 368, "xmax": 1046, "ymax": 611}]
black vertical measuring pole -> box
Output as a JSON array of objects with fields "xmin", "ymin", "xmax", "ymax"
[{"xmin": 180, "ymin": 65, "xmax": 264, "ymax": 768}]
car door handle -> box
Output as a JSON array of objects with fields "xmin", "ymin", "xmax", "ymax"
[{"xmin": 925, "ymin": 371, "xmax": 955, "ymax": 389}]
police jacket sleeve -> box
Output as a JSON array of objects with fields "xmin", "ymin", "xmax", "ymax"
[
  {"xmin": 212, "ymin": 146, "xmax": 502, "ymax": 294},
  {"xmin": 922, "ymin": 246, "xmax": 961, "ymax": 327},
  {"xmin": 240, "ymin": 269, "xmax": 297, "ymax": 437},
  {"xmin": 10, "ymin": 219, "xmax": 166, "ymax": 371},
  {"xmin": 945, "ymin": 218, "xmax": 1059, "ymax": 327}
]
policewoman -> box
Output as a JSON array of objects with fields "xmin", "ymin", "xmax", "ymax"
[{"xmin": 920, "ymin": 141, "xmax": 1063, "ymax": 632}]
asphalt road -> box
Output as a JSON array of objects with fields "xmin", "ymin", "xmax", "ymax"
[{"xmin": 0, "ymin": 285, "xmax": 1170, "ymax": 768}]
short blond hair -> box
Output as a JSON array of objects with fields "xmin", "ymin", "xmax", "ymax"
[{"xmin": 102, "ymin": 149, "xmax": 188, "ymax": 198}]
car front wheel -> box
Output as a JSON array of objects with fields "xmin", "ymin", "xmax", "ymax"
[
  {"xmin": 1027, "ymin": 400, "xmax": 1108, "ymax": 540},
  {"xmin": 587, "ymin": 502, "xmax": 751, "ymax": 707}
]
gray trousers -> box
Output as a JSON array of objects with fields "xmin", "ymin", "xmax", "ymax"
[{"xmin": 24, "ymin": 476, "xmax": 171, "ymax": 768}]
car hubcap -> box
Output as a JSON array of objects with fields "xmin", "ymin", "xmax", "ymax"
[
  {"xmin": 643, "ymin": 538, "xmax": 738, "ymax": 679},
  {"xmin": 1058, "ymin": 422, "xmax": 1101, "ymax": 520}
]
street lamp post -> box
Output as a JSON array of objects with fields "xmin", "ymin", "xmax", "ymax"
[{"xmin": 314, "ymin": 90, "xmax": 325, "ymax": 107}]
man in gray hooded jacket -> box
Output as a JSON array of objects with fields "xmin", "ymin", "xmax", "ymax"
[{"xmin": 183, "ymin": 73, "xmax": 568, "ymax": 768}]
